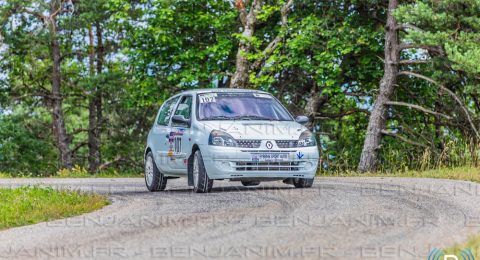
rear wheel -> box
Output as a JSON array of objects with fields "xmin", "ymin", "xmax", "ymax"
[
  {"xmin": 241, "ymin": 180, "xmax": 260, "ymax": 186},
  {"xmin": 293, "ymin": 178, "xmax": 314, "ymax": 188},
  {"xmin": 193, "ymin": 150, "xmax": 213, "ymax": 193},
  {"xmin": 145, "ymin": 151, "xmax": 167, "ymax": 192}
]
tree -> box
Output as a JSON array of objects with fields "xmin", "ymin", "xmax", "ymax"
[
  {"xmin": 2, "ymin": 0, "xmax": 479, "ymax": 176},
  {"xmin": 359, "ymin": 0, "xmax": 480, "ymax": 172},
  {"xmin": 230, "ymin": 0, "xmax": 294, "ymax": 88},
  {"xmin": 358, "ymin": 0, "xmax": 400, "ymax": 172},
  {"xmin": 230, "ymin": 0, "xmax": 262, "ymax": 88},
  {"xmin": 75, "ymin": 0, "xmax": 109, "ymax": 172},
  {"xmin": 1, "ymin": 0, "xmax": 74, "ymax": 169}
]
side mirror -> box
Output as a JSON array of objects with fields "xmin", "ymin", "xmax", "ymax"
[
  {"xmin": 295, "ymin": 115, "xmax": 309, "ymax": 125},
  {"xmin": 172, "ymin": 115, "xmax": 190, "ymax": 127}
]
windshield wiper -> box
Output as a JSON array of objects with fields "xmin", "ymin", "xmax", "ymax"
[
  {"xmin": 203, "ymin": 115, "xmax": 232, "ymax": 120},
  {"xmin": 203, "ymin": 115, "xmax": 273, "ymax": 120},
  {"xmin": 232, "ymin": 115, "xmax": 272, "ymax": 120}
]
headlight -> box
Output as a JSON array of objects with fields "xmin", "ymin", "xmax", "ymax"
[
  {"xmin": 208, "ymin": 130, "xmax": 237, "ymax": 147},
  {"xmin": 297, "ymin": 130, "xmax": 316, "ymax": 147}
]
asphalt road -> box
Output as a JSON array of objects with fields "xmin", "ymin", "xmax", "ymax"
[{"xmin": 1, "ymin": 177, "xmax": 480, "ymax": 260}]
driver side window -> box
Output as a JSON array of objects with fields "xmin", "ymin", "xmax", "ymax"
[
  {"xmin": 172, "ymin": 96, "xmax": 192, "ymax": 127},
  {"xmin": 157, "ymin": 97, "xmax": 179, "ymax": 126}
]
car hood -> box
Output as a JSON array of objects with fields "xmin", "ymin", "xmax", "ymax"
[{"xmin": 200, "ymin": 120, "xmax": 307, "ymax": 140}]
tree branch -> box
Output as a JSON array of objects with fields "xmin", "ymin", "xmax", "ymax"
[
  {"xmin": 70, "ymin": 128, "xmax": 89, "ymax": 136},
  {"xmin": 386, "ymin": 101, "xmax": 452, "ymax": 119},
  {"xmin": 235, "ymin": 0, "xmax": 249, "ymax": 26},
  {"xmin": 381, "ymin": 130, "xmax": 428, "ymax": 148},
  {"xmin": 251, "ymin": 0, "xmax": 294, "ymax": 71},
  {"xmin": 314, "ymin": 108, "xmax": 370, "ymax": 120},
  {"xmin": 395, "ymin": 23, "xmax": 424, "ymax": 32},
  {"xmin": 399, "ymin": 71, "xmax": 480, "ymax": 139},
  {"xmin": 99, "ymin": 156, "xmax": 140, "ymax": 170},
  {"xmin": 398, "ymin": 43, "xmax": 444, "ymax": 55},
  {"xmin": 344, "ymin": 91, "xmax": 368, "ymax": 97},
  {"xmin": 399, "ymin": 59, "xmax": 431, "ymax": 65},
  {"xmin": 49, "ymin": 0, "xmax": 66, "ymax": 19},
  {"xmin": 71, "ymin": 142, "xmax": 88, "ymax": 155},
  {"xmin": 20, "ymin": 7, "xmax": 47, "ymax": 21}
]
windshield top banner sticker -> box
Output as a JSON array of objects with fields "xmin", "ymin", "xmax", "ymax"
[
  {"xmin": 253, "ymin": 93, "xmax": 272, "ymax": 99},
  {"xmin": 199, "ymin": 93, "xmax": 217, "ymax": 103}
]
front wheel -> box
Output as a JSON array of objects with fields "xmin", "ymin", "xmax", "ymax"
[
  {"xmin": 145, "ymin": 151, "xmax": 167, "ymax": 192},
  {"xmin": 193, "ymin": 150, "xmax": 213, "ymax": 193},
  {"xmin": 293, "ymin": 178, "xmax": 314, "ymax": 188}
]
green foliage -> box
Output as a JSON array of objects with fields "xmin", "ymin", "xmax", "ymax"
[
  {"xmin": 0, "ymin": 110, "xmax": 57, "ymax": 176},
  {"xmin": 396, "ymin": 0, "xmax": 480, "ymax": 80},
  {"xmin": 0, "ymin": 186, "xmax": 108, "ymax": 230},
  {"xmin": 56, "ymin": 165, "xmax": 89, "ymax": 177},
  {"xmin": 1, "ymin": 0, "xmax": 479, "ymax": 176},
  {"xmin": 114, "ymin": 0, "xmax": 237, "ymax": 93},
  {"xmin": 53, "ymin": 166, "xmax": 141, "ymax": 178}
]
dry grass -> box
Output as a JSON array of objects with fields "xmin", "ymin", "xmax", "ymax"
[{"xmin": 319, "ymin": 166, "xmax": 480, "ymax": 183}]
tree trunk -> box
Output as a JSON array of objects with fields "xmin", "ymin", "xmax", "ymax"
[
  {"xmin": 87, "ymin": 23, "xmax": 104, "ymax": 173},
  {"xmin": 230, "ymin": 0, "xmax": 261, "ymax": 88},
  {"xmin": 50, "ymin": 21, "xmax": 72, "ymax": 169},
  {"xmin": 95, "ymin": 22, "xmax": 104, "ymax": 166},
  {"xmin": 87, "ymin": 25, "xmax": 99, "ymax": 172},
  {"xmin": 358, "ymin": 0, "xmax": 399, "ymax": 172}
]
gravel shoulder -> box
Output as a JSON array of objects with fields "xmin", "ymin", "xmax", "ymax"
[{"xmin": 0, "ymin": 177, "xmax": 479, "ymax": 259}]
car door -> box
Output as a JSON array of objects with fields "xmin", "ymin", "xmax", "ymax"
[
  {"xmin": 151, "ymin": 96, "xmax": 180, "ymax": 173},
  {"xmin": 169, "ymin": 95, "xmax": 192, "ymax": 172}
]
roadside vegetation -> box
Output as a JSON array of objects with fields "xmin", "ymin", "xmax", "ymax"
[
  {"xmin": 0, "ymin": 186, "xmax": 108, "ymax": 230},
  {"xmin": 55, "ymin": 166, "xmax": 141, "ymax": 178},
  {"xmin": 0, "ymin": 0, "xmax": 479, "ymax": 256},
  {"xmin": 1, "ymin": 0, "xmax": 479, "ymax": 178},
  {"xmin": 446, "ymin": 236, "xmax": 480, "ymax": 259},
  {"xmin": 319, "ymin": 166, "xmax": 480, "ymax": 183},
  {"xmin": 0, "ymin": 167, "xmax": 141, "ymax": 178}
]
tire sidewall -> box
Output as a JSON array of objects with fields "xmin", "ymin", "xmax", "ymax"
[
  {"xmin": 145, "ymin": 151, "xmax": 166, "ymax": 191},
  {"xmin": 193, "ymin": 150, "xmax": 212, "ymax": 193}
]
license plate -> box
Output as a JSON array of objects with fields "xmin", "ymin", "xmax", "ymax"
[{"xmin": 251, "ymin": 153, "xmax": 288, "ymax": 162}]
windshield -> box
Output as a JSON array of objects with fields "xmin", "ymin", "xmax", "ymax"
[{"xmin": 197, "ymin": 92, "xmax": 293, "ymax": 121}]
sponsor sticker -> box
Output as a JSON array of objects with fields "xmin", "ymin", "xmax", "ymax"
[
  {"xmin": 296, "ymin": 151, "xmax": 304, "ymax": 159},
  {"xmin": 199, "ymin": 93, "xmax": 217, "ymax": 103},
  {"xmin": 253, "ymin": 93, "xmax": 272, "ymax": 99}
]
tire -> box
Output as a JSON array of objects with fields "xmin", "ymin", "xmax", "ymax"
[
  {"xmin": 192, "ymin": 150, "xmax": 213, "ymax": 193},
  {"xmin": 241, "ymin": 180, "xmax": 260, "ymax": 186},
  {"xmin": 145, "ymin": 151, "xmax": 167, "ymax": 192},
  {"xmin": 293, "ymin": 178, "xmax": 314, "ymax": 188}
]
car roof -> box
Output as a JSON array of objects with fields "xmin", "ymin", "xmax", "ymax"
[{"xmin": 176, "ymin": 88, "xmax": 271, "ymax": 96}]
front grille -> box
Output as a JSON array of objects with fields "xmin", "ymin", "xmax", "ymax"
[
  {"xmin": 235, "ymin": 161, "xmax": 301, "ymax": 171},
  {"xmin": 275, "ymin": 140, "xmax": 298, "ymax": 148},
  {"xmin": 237, "ymin": 140, "xmax": 261, "ymax": 148}
]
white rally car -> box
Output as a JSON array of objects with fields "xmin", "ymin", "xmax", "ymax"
[{"xmin": 144, "ymin": 89, "xmax": 319, "ymax": 193}]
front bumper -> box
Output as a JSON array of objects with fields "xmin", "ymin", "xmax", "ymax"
[{"xmin": 198, "ymin": 144, "xmax": 319, "ymax": 180}]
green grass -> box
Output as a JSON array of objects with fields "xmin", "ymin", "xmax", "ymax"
[
  {"xmin": 0, "ymin": 186, "xmax": 109, "ymax": 230},
  {"xmin": 443, "ymin": 235, "xmax": 480, "ymax": 258},
  {"xmin": 54, "ymin": 170, "xmax": 142, "ymax": 178},
  {"xmin": 0, "ymin": 169, "xmax": 142, "ymax": 178}
]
